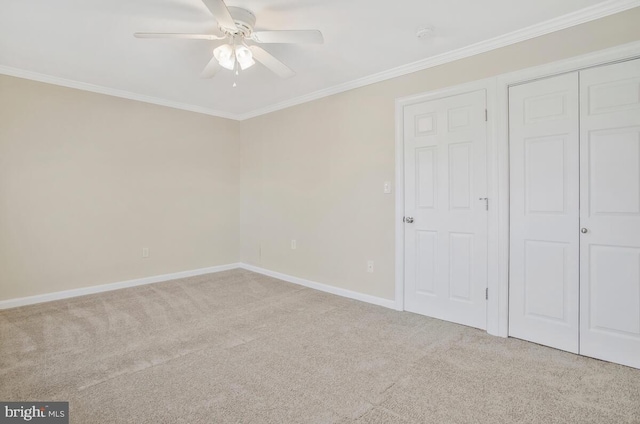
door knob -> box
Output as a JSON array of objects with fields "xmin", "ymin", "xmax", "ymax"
[
  {"xmin": 405, "ymin": 217, "xmax": 414, "ymax": 224},
  {"xmin": 581, "ymin": 228, "xmax": 588, "ymax": 234}
]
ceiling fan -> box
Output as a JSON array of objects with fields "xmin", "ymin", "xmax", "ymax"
[{"xmin": 134, "ymin": 0, "xmax": 324, "ymax": 80}]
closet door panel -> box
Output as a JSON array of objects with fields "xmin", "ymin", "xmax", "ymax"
[
  {"xmin": 580, "ymin": 58, "xmax": 640, "ymax": 369},
  {"xmin": 508, "ymin": 73, "xmax": 580, "ymax": 353}
]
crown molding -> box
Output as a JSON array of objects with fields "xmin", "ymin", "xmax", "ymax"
[
  {"xmin": 0, "ymin": 65, "xmax": 238, "ymax": 120},
  {"xmin": 1, "ymin": 0, "xmax": 639, "ymax": 122},
  {"xmin": 236, "ymin": 0, "xmax": 640, "ymax": 120}
]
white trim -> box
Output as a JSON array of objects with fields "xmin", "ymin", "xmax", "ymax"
[
  {"xmin": 1, "ymin": 0, "xmax": 638, "ymax": 121},
  {"xmin": 394, "ymin": 78, "xmax": 498, "ymax": 330},
  {"xmin": 0, "ymin": 262, "xmax": 398, "ymax": 312},
  {"xmin": 493, "ymin": 39, "xmax": 640, "ymax": 338},
  {"xmin": 484, "ymin": 78, "xmax": 500, "ymax": 336},
  {"xmin": 494, "ymin": 73, "xmax": 512, "ymax": 339},
  {"xmin": 236, "ymin": 0, "xmax": 640, "ymax": 120},
  {"xmin": 0, "ymin": 65, "xmax": 238, "ymax": 121},
  {"xmin": 394, "ymin": 100, "xmax": 405, "ymax": 312},
  {"xmin": 0, "ymin": 263, "xmax": 241, "ymax": 310},
  {"xmin": 239, "ymin": 263, "xmax": 397, "ymax": 310}
]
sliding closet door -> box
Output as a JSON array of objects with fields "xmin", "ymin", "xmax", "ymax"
[
  {"xmin": 509, "ymin": 73, "xmax": 580, "ymax": 353},
  {"xmin": 579, "ymin": 58, "xmax": 640, "ymax": 369}
]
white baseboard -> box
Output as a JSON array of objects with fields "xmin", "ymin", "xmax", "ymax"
[
  {"xmin": 0, "ymin": 262, "xmax": 397, "ymax": 312},
  {"xmin": 0, "ymin": 263, "xmax": 241, "ymax": 310},
  {"xmin": 239, "ymin": 263, "xmax": 397, "ymax": 310}
]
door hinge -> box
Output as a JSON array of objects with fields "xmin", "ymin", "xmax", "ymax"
[
  {"xmin": 485, "ymin": 288, "xmax": 488, "ymax": 300},
  {"xmin": 485, "ymin": 109, "xmax": 488, "ymax": 122},
  {"xmin": 479, "ymin": 197, "xmax": 488, "ymax": 211}
]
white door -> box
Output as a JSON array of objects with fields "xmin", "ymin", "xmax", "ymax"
[
  {"xmin": 508, "ymin": 73, "xmax": 580, "ymax": 353},
  {"xmin": 579, "ymin": 59, "xmax": 640, "ymax": 369},
  {"xmin": 403, "ymin": 89, "xmax": 488, "ymax": 330}
]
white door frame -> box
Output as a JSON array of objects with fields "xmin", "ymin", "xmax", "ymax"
[{"xmin": 395, "ymin": 39, "xmax": 640, "ymax": 337}]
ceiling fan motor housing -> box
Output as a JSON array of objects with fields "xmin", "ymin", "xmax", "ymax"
[{"xmin": 226, "ymin": 7, "xmax": 256, "ymax": 36}]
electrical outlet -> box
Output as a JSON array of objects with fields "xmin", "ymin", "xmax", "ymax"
[
  {"xmin": 291, "ymin": 239, "xmax": 297, "ymax": 250},
  {"xmin": 367, "ymin": 260, "xmax": 374, "ymax": 273},
  {"xmin": 142, "ymin": 247, "xmax": 149, "ymax": 258},
  {"xmin": 383, "ymin": 181, "xmax": 392, "ymax": 194}
]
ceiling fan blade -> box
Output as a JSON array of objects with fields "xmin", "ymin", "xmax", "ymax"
[
  {"xmin": 249, "ymin": 46, "xmax": 295, "ymax": 79},
  {"xmin": 200, "ymin": 57, "xmax": 222, "ymax": 78},
  {"xmin": 134, "ymin": 33, "xmax": 225, "ymax": 40},
  {"xmin": 201, "ymin": 0, "xmax": 238, "ymax": 32},
  {"xmin": 251, "ymin": 30, "xmax": 324, "ymax": 44}
]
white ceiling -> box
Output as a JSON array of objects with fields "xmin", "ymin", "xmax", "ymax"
[{"xmin": 0, "ymin": 0, "xmax": 632, "ymax": 118}]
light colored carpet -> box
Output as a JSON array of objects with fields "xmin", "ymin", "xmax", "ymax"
[{"xmin": 1, "ymin": 269, "xmax": 639, "ymax": 423}]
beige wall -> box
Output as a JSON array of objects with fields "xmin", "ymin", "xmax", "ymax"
[
  {"xmin": 239, "ymin": 8, "xmax": 640, "ymax": 301},
  {"xmin": 3, "ymin": 8, "xmax": 640, "ymax": 303},
  {"xmin": 0, "ymin": 76, "xmax": 240, "ymax": 300}
]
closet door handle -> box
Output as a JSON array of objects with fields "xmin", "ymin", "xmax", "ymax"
[{"xmin": 581, "ymin": 228, "xmax": 588, "ymax": 234}]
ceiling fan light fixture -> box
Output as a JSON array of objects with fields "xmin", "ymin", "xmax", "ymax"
[
  {"xmin": 235, "ymin": 45, "xmax": 255, "ymax": 70},
  {"xmin": 135, "ymin": 1, "xmax": 323, "ymax": 79},
  {"xmin": 213, "ymin": 44, "xmax": 236, "ymax": 70}
]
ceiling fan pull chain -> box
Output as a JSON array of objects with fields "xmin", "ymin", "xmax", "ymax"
[{"xmin": 233, "ymin": 40, "xmax": 238, "ymax": 87}]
